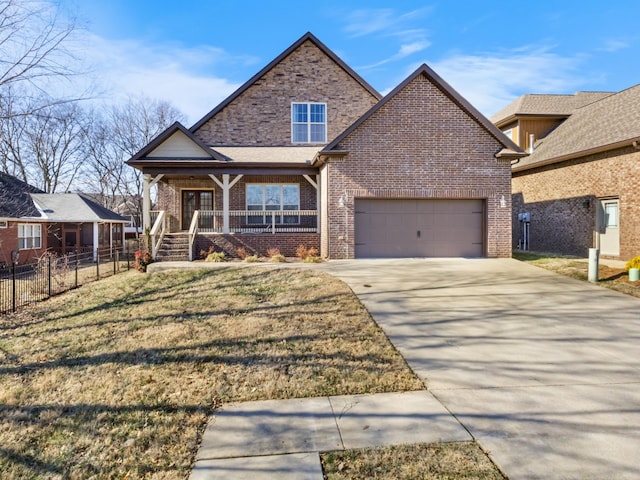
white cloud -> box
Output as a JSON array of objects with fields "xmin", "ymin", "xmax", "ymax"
[
  {"xmin": 70, "ymin": 32, "xmax": 242, "ymax": 124},
  {"xmin": 598, "ymin": 39, "xmax": 629, "ymax": 52},
  {"xmin": 427, "ymin": 47, "xmax": 589, "ymax": 116},
  {"xmin": 343, "ymin": 7, "xmax": 433, "ymax": 38}
]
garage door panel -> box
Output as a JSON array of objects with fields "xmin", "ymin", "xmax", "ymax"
[{"xmin": 355, "ymin": 199, "xmax": 484, "ymax": 258}]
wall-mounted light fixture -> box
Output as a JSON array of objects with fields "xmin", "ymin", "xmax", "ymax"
[
  {"xmin": 499, "ymin": 195, "xmax": 506, "ymax": 208},
  {"xmin": 338, "ymin": 196, "xmax": 345, "ymax": 208}
]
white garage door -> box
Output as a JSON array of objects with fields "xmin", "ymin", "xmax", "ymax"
[{"xmin": 354, "ymin": 199, "xmax": 485, "ymax": 258}]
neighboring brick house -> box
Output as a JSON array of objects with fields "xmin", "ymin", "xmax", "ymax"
[
  {"xmin": 0, "ymin": 172, "xmax": 128, "ymax": 265},
  {"xmin": 128, "ymin": 32, "xmax": 523, "ymax": 260},
  {"xmin": 492, "ymin": 86, "xmax": 640, "ymax": 260}
]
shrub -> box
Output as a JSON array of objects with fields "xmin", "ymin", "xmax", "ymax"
[
  {"xmin": 625, "ymin": 256, "xmax": 640, "ymax": 271},
  {"xmin": 134, "ymin": 250, "xmax": 153, "ymax": 272},
  {"xmin": 244, "ymin": 255, "xmax": 261, "ymax": 263},
  {"xmin": 266, "ymin": 247, "xmax": 286, "ymax": 263},
  {"xmin": 236, "ymin": 246, "xmax": 249, "ymax": 260},
  {"xmin": 205, "ymin": 251, "xmax": 226, "ymax": 262},
  {"xmin": 200, "ymin": 246, "xmax": 215, "ymax": 259},
  {"xmin": 296, "ymin": 244, "xmax": 321, "ymax": 263}
]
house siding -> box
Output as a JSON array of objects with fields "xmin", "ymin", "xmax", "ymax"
[
  {"xmin": 512, "ymin": 145, "xmax": 640, "ymax": 260},
  {"xmin": 193, "ymin": 39, "xmax": 379, "ymax": 146},
  {"xmin": 323, "ymin": 73, "xmax": 512, "ymax": 259}
]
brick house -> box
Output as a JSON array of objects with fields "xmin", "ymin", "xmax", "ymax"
[
  {"xmin": 0, "ymin": 172, "xmax": 128, "ymax": 265},
  {"xmin": 128, "ymin": 32, "xmax": 523, "ymax": 260},
  {"xmin": 492, "ymin": 86, "xmax": 640, "ymax": 260}
]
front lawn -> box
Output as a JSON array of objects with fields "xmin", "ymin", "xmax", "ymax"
[
  {"xmin": 0, "ymin": 267, "xmax": 424, "ymax": 479},
  {"xmin": 513, "ymin": 251, "xmax": 640, "ymax": 298}
]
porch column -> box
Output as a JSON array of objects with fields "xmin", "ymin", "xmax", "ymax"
[
  {"xmin": 92, "ymin": 222, "xmax": 99, "ymax": 261},
  {"xmin": 303, "ymin": 174, "xmax": 320, "ymax": 233},
  {"xmin": 209, "ymin": 174, "xmax": 243, "ymax": 234},
  {"xmin": 142, "ymin": 174, "xmax": 164, "ymax": 232},
  {"xmin": 142, "ymin": 174, "xmax": 151, "ymax": 232}
]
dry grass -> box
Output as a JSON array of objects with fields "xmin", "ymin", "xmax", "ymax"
[
  {"xmin": 321, "ymin": 442, "xmax": 505, "ymax": 480},
  {"xmin": 513, "ymin": 251, "xmax": 640, "ymax": 299},
  {"xmin": 0, "ymin": 267, "xmax": 423, "ymax": 479}
]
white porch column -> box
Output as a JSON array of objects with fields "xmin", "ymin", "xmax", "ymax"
[
  {"xmin": 142, "ymin": 174, "xmax": 151, "ymax": 232},
  {"xmin": 209, "ymin": 174, "xmax": 243, "ymax": 234},
  {"xmin": 93, "ymin": 222, "xmax": 99, "ymax": 261},
  {"xmin": 303, "ymin": 174, "xmax": 320, "ymax": 233}
]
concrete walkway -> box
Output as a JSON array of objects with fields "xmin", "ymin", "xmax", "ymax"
[{"xmin": 190, "ymin": 391, "xmax": 470, "ymax": 479}]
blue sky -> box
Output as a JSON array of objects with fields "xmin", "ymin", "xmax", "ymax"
[{"xmin": 58, "ymin": 0, "xmax": 639, "ymax": 124}]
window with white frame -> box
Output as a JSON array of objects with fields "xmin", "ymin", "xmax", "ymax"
[
  {"xmin": 291, "ymin": 102, "xmax": 326, "ymax": 143},
  {"xmin": 246, "ymin": 184, "xmax": 300, "ymax": 225},
  {"xmin": 18, "ymin": 223, "xmax": 42, "ymax": 250}
]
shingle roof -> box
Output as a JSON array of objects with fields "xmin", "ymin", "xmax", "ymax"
[
  {"xmin": 491, "ymin": 91, "xmax": 614, "ymax": 127},
  {"xmin": 513, "ymin": 84, "xmax": 640, "ymax": 171},
  {"xmin": 211, "ymin": 146, "xmax": 321, "ymax": 164},
  {"xmin": 0, "ymin": 172, "xmax": 44, "ymax": 218},
  {"xmin": 30, "ymin": 194, "xmax": 129, "ymax": 222}
]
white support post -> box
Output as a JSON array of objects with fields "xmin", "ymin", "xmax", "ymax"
[
  {"xmin": 93, "ymin": 222, "xmax": 99, "ymax": 261},
  {"xmin": 143, "ymin": 174, "xmax": 151, "ymax": 232},
  {"xmin": 209, "ymin": 174, "xmax": 243, "ymax": 234},
  {"xmin": 303, "ymin": 174, "xmax": 320, "ymax": 233}
]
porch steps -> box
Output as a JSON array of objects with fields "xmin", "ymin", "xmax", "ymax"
[{"xmin": 156, "ymin": 233, "xmax": 190, "ymax": 262}]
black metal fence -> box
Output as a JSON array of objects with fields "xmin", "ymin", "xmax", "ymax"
[{"xmin": 0, "ymin": 247, "xmax": 133, "ymax": 315}]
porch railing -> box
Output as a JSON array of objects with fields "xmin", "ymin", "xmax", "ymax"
[
  {"xmin": 188, "ymin": 210, "xmax": 200, "ymax": 261},
  {"xmin": 196, "ymin": 210, "xmax": 318, "ymax": 234},
  {"xmin": 150, "ymin": 210, "xmax": 166, "ymax": 259}
]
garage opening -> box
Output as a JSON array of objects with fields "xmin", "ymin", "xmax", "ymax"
[{"xmin": 354, "ymin": 198, "xmax": 485, "ymax": 258}]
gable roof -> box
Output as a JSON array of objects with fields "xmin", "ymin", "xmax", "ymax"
[
  {"xmin": 30, "ymin": 194, "xmax": 129, "ymax": 222},
  {"xmin": 0, "ymin": 172, "xmax": 45, "ymax": 218},
  {"xmin": 127, "ymin": 121, "xmax": 227, "ymax": 166},
  {"xmin": 513, "ymin": 83, "xmax": 640, "ymax": 172},
  {"xmin": 491, "ymin": 91, "xmax": 613, "ymax": 127},
  {"xmin": 190, "ymin": 32, "xmax": 382, "ymax": 133},
  {"xmin": 319, "ymin": 63, "xmax": 524, "ymax": 159}
]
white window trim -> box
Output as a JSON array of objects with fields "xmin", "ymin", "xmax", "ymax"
[
  {"xmin": 18, "ymin": 223, "xmax": 42, "ymax": 250},
  {"xmin": 246, "ymin": 184, "xmax": 300, "ymax": 225},
  {"xmin": 291, "ymin": 102, "xmax": 327, "ymax": 144}
]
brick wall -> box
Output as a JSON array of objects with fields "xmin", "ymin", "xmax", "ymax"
[
  {"xmin": 193, "ymin": 40, "xmax": 379, "ymax": 146},
  {"xmin": 512, "ymin": 146, "xmax": 640, "ymax": 260},
  {"xmin": 322, "ymin": 72, "xmax": 512, "ymax": 259},
  {"xmin": 0, "ymin": 221, "xmax": 47, "ymax": 265},
  {"xmin": 195, "ymin": 233, "xmax": 320, "ymax": 259}
]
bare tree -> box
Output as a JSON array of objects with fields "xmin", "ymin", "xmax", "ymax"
[
  {"xmin": 81, "ymin": 95, "xmax": 185, "ymax": 227},
  {"xmin": 0, "ymin": 0, "xmax": 82, "ymax": 123},
  {"xmin": 25, "ymin": 101, "xmax": 87, "ymax": 192}
]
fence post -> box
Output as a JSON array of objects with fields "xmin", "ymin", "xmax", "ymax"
[
  {"xmin": 11, "ymin": 262, "xmax": 16, "ymax": 313},
  {"xmin": 113, "ymin": 250, "xmax": 117, "ymax": 275},
  {"xmin": 96, "ymin": 249, "xmax": 100, "ymax": 280},
  {"xmin": 75, "ymin": 251, "xmax": 79, "ymax": 288},
  {"xmin": 48, "ymin": 256, "xmax": 52, "ymax": 298}
]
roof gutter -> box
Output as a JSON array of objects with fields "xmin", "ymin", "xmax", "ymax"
[{"xmin": 513, "ymin": 136, "xmax": 640, "ymax": 173}]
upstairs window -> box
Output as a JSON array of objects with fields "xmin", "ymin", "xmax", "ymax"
[{"xmin": 292, "ymin": 102, "xmax": 326, "ymax": 143}]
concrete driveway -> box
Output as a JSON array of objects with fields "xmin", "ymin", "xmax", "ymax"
[{"xmin": 319, "ymin": 258, "xmax": 640, "ymax": 479}]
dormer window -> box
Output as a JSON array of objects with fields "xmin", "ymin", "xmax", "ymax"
[{"xmin": 292, "ymin": 102, "xmax": 326, "ymax": 143}]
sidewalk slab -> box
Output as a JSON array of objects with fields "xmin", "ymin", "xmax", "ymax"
[
  {"xmin": 196, "ymin": 396, "xmax": 342, "ymax": 460},
  {"xmin": 330, "ymin": 391, "xmax": 471, "ymax": 449},
  {"xmin": 190, "ymin": 452, "xmax": 324, "ymax": 480}
]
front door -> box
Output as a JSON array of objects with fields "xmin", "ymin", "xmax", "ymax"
[
  {"xmin": 182, "ymin": 190, "xmax": 214, "ymax": 230},
  {"xmin": 598, "ymin": 198, "xmax": 620, "ymax": 256}
]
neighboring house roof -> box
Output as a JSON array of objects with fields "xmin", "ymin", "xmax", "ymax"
[
  {"xmin": 211, "ymin": 146, "xmax": 321, "ymax": 164},
  {"xmin": 30, "ymin": 194, "xmax": 129, "ymax": 222},
  {"xmin": 319, "ymin": 64, "xmax": 524, "ymax": 160},
  {"xmin": 0, "ymin": 172, "xmax": 45, "ymax": 218},
  {"xmin": 513, "ymin": 83, "xmax": 640, "ymax": 172},
  {"xmin": 491, "ymin": 91, "xmax": 613, "ymax": 127},
  {"xmin": 190, "ymin": 32, "xmax": 382, "ymax": 133}
]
